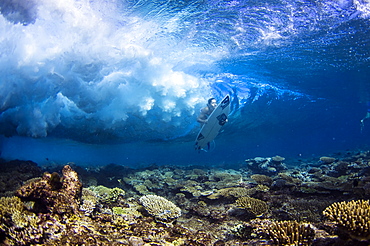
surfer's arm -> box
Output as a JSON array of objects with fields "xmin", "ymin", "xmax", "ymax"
[
  {"xmin": 361, "ymin": 112, "xmax": 370, "ymax": 124},
  {"xmin": 197, "ymin": 108, "xmax": 209, "ymax": 124},
  {"xmin": 197, "ymin": 115, "xmax": 208, "ymax": 124}
]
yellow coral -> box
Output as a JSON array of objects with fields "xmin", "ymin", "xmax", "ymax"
[
  {"xmin": 255, "ymin": 184, "xmax": 270, "ymax": 192},
  {"xmin": 262, "ymin": 220, "xmax": 315, "ymax": 246},
  {"xmin": 139, "ymin": 195, "xmax": 181, "ymax": 221},
  {"xmin": 0, "ymin": 196, "xmax": 40, "ymax": 238},
  {"xmin": 134, "ymin": 184, "xmax": 151, "ymax": 195},
  {"xmin": 235, "ymin": 196, "xmax": 268, "ymax": 216},
  {"xmin": 0, "ymin": 196, "xmax": 24, "ymax": 216},
  {"xmin": 323, "ymin": 199, "xmax": 370, "ymax": 241},
  {"xmin": 112, "ymin": 206, "xmax": 142, "ymax": 218},
  {"xmin": 88, "ymin": 185, "xmax": 125, "ymax": 203}
]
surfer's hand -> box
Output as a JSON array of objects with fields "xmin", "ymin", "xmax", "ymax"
[{"xmin": 220, "ymin": 119, "xmax": 227, "ymax": 125}]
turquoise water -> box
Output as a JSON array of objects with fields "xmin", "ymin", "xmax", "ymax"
[{"xmin": 0, "ymin": 0, "xmax": 369, "ymax": 167}]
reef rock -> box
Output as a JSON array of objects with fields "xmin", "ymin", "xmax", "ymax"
[{"xmin": 16, "ymin": 165, "xmax": 82, "ymax": 214}]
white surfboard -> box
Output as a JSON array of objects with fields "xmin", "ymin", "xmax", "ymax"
[{"xmin": 195, "ymin": 95, "xmax": 230, "ymax": 151}]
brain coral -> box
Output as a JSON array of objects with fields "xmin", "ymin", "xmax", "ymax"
[
  {"xmin": 139, "ymin": 195, "xmax": 181, "ymax": 221},
  {"xmin": 323, "ymin": 199, "xmax": 370, "ymax": 241}
]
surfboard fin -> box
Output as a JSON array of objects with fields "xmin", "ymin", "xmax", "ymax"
[
  {"xmin": 194, "ymin": 142, "xmax": 209, "ymax": 153},
  {"xmin": 202, "ymin": 141, "xmax": 216, "ymax": 153}
]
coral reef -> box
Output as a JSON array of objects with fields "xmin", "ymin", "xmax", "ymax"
[
  {"xmin": 323, "ymin": 199, "xmax": 370, "ymax": 241},
  {"xmin": 0, "ymin": 165, "xmax": 217, "ymax": 245},
  {"xmin": 139, "ymin": 194, "xmax": 181, "ymax": 221},
  {"xmin": 1, "ymin": 150, "xmax": 370, "ymax": 245}
]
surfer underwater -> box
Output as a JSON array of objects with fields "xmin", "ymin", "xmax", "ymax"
[
  {"xmin": 197, "ymin": 97, "xmax": 228, "ymax": 125},
  {"xmin": 195, "ymin": 96, "xmax": 229, "ymax": 152},
  {"xmin": 360, "ymin": 101, "xmax": 370, "ymax": 132},
  {"xmin": 197, "ymin": 98, "xmax": 217, "ymax": 124}
]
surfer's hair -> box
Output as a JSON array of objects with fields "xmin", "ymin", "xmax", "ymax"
[{"xmin": 208, "ymin": 98, "xmax": 216, "ymax": 105}]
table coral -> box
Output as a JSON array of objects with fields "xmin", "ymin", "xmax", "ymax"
[
  {"xmin": 272, "ymin": 155, "xmax": 286, "ymax": 163},
  {"xmin": 320, "ymin": 156, "xmax": 336, "ymax": 164},
  {"xmin": 235, "ymin": 196, "xmax": 268, "ymax": 217},
  {"xmin": 323, "ymin": 199, "xmax": 370, "ymax": 241},
  {"xmin": 207, "ymin": 186, "xmax": 262, "ymax": 200},
  {"xmin": 139, "ymin": 194, "xmax": 181, "ymax": 221},
  {"xmin": 251, "ymin": 174, "xmax": 273, "ymax": 186}
]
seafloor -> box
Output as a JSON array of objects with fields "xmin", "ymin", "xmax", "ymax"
[{"xmin": 1, "ymin": 150, "xmax": 370, "ymax": 245}]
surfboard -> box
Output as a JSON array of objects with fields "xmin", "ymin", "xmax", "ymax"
[{"xmin": 195, "ymin": 95, "xmax": 230, "ymax": 151}]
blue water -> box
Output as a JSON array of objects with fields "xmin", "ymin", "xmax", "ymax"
[{"xmin": 0, "ymin": 0, "xmax": 369, "ymax": 167}]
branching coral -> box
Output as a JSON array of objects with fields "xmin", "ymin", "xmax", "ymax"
[
  {"xmin": 235, "ymin": 196, "xmax": 268, "ymax": 217},
  {"xmin": 323, "ymin": 199, "xmax": 370, "ymax": 241},
  {"xmin": 139, "ymin": 194, "xmax": 181, "ymax": 221},
  {"xmin": 261, "ymin": 220, "xmax": 315, "ymax": 246}
]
